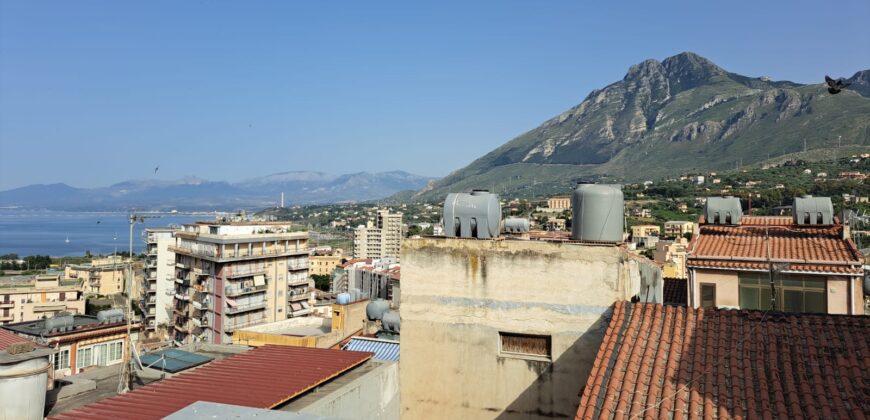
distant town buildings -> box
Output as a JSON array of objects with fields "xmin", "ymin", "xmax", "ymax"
[
  {"xmin": 0, "ymin": 274, "xmax": 84, "ymax": 325},
  {"xmin": 630, "ymin": 224, "xmax": 660, "ymax": 238},
  {"xmin": 546, "ymin": 195, "xmax": 571, "ymax": 210},
  {"xmin": 663, "ymin": 220, "xmax": 695, "ymax": 238},
  {"xmin": 309, "ymin": 251, "xmax": 344, "ymax": 277},
  {"xmin": 331, "ymin": 258, "xmax": 400, "ymax": 305},
  {"xmin": 653, "ymin": 237, "xmax": 689, "ymax": 279},
  {"xmin": 166, "ymin": 221, "xmax": 310, "ymax": 346},
  {"xmin": 839, "ymin": 171, "xmax": 866, "ymax": 181},
  {"xmin": 352, "ymin": 209, "xmax": 404, "ymax": 261},
  {"xmin": 64, "ymin": 256, "xmax": 125, "ymax": 295}
]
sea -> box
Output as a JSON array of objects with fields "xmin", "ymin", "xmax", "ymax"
[{"xmin": 0, "ymin": 210, "xmax": 209, "ymax": 257}]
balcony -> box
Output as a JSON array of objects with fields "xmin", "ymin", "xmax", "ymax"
[
  {"xmin": 288, "ymin": 293, "xmax": 309, "ymax": 302},
  {"xmin": 0, "ymin": 315, "xmax": 13, "ymax": 322},
  {"xmin": 226, "ymin": 302, "xmax": 266, "ymax": 315},
  {"xmin": 225, "ymin": 270, "xmax": 267, "ymax": 279},
  {"xmin": 223, "ymin": 318, "xmax": 266, "ymax": 332},
  {"xmin": 172, "ymin": 245, "xmax": 307, "ymax": 263},
  {"xmin": 0, "ymin": 302, "xmax": 14, "ymax": 309},
  {"xmin": 175, "ymin": 293, "xmax": 190, "ymax": 301},
  {"xmin": 287, "ymin": 278, "xmax": 309, "ymax": 286},
  {"xmin": 33, "ymin": 304, "xmax": 67, "ymax": 312},
  {"xmin": 225, "ymin": 284, "xmax": 267, "ymax": 297},
  {"xmin": 288, "ymin": 263, "xmax": 309, "ymax": 271},
  {"xmin": 175, "ymin": 278, "xmax": 191, "ymax": 287}
]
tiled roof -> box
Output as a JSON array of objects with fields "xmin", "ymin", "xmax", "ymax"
[
  {"xmin": 688, "ymin": 223, "xmax": 863, "ymax": 274},
  {"xmin": 0, "ymin": 329, "xmax": 30, "ymax": 351},
  {"xmin": 576, "ymin": 302, "xmax": 870, "ymax": 419},
  {"xmin": 50, "ymin": 345, "xmax": 372, "ymax": 420},
  {"xmin": 739, "ymin": 215, "xmax": 793, "ymax": 226},
  {"xmin": 343, "ymin": 337, "xmax": 399, "ymax": 361}
]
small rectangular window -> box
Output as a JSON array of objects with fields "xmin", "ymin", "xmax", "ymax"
[
  {"xmin": 700, "ymin": 283, "xmax": 716, "ymax": 308},
  {"xmin": 499, "ymin": 332, "xmax": 551, "ymax": 360}
]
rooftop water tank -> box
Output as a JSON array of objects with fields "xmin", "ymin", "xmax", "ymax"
[
  {"xmin": 381, "ymin": 310, "xmax": 400, "ymax": 333},
  {"xmin": 0, "ymin": 354, "xmax": 50, "ymax": 420},
  {"xmin": 366, "ymin": 300, "xmax": 390, "ymax": 321},
  {"xmin": 793, "ymin": 195, "xmax": 833, "ymax": 225},
  {"xmin": 45, "ymin": 315, "xmax": 74, "ymax": 332},
  {"xmin": 336, "ymin": 293, "xmax": 351, "ymax": 305},
  {"xmin": 503, "ymin": 217, "xmax": 530, "ymax": 234},
  {"xmin": 704, "ymin": 196, "xmax": 743, "ymax": 225},
  {"xmin": 571, "ymin": 184, "xmax": 624, "ymax": 242},
  {"xmin": 96, "ymin": 309, "xmax": 125, "ymax": 324},
  {"xmin": 443, "ymin": 190, "xmax": 501, "ymax": 239}
]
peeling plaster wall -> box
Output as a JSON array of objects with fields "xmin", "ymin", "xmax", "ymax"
[{"xmin": 399, "ymin": 238, "xmax": 661, "ymax": 420}]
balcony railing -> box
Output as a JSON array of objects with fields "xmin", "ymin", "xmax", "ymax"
[
  {"xmin": 175, "ymin": 293, "xmax": 190, "ymax": 301},
  {"xmin": 224, "ymin": 318, "xmax": 266, "ymax": 331},
  {"xmin": 225, "ymin": 284, "xmax": 267, "ymax": 297},
  {"xmin": 171, "ymin": 245, "xmax": 306, "ymax": 262},
  {"xmin": 226, "ymin": 302, "xmax": 266, "ymax": 314},
  {"xmin": 288, "ymin": 293, "xmax": 309, "ymax": 302}
]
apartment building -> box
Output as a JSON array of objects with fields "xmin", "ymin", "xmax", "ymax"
[
  {"xmin": 64, "ymin": 256, "xmax": 125, "ymax": 295},
  {"xmin": 332, "ymin": 258, "xmax": 400, "ymax": 304},
  {"xmin": 309, "ymin": 248, "xmax": 344, "ymax": 277},
  {"xmin": 0, "ymin": 274, "xmax": 85, "ymax": 325},
  {"xmin": 663, "ymin": 220, "xmax": 695, "ymax": 238},
  {"xmin": 352, "ymin": 209, "xmax": 403, "ymax": 261},
  {"xmin": 167, "ymin": 222, "xmax": 310, "ymax": 346},
  {"xmin": 547, "ymin": 196, "xmax": 571, "ymax": 210},
  {"xmin": 653, "ymin": 237, "xmax": 689, "ymax": 279},
  {"xmin": 630, "ymin": 224, "xmax": 660, "ymax": 238},
  {"xmin": 140, "ymin": 228, "xmax": 177, "ymax": 338}
]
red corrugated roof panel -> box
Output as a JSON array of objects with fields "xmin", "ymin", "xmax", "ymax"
[
  {"xmin": 0, "ymin": 329, "xmax": 30, "ymax": 351},
  {"xmin": 50, "ymin": 345, "xmax": 372, "ymax": 420}
]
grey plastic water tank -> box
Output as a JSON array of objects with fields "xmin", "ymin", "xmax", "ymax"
[
  {"xmin": 793, "ymin": 195, "xmax": 833, "ymax": 225},
  {"xmin": 704, "ymin": 196, "xmax": 743, "ymax": 225},
  {"xmin": 381, "ymin": 310, "xmax": 400, "ymax": 333},
  {"xmin": 336, "ymin": 293, "xmax": 351, "ymax": 305},
  {"xmin": 443, "ymin": 190, "xmax": 501, "ymax": 239},
  {"xmin": 45, "ymin": 315, "xmax": 74, "ymax": 332},
  {"xmin": 366, "ymin": 299, "xmax": 390, "ymax": 321},
  {"xmin": 503, "ymin": 217, "xmax": 530, "ymax": 234},
  {"xmin": 571, "ymin": 184, "xmax": 624, "ymax": 242},
  {"xmin": 96, "ymin": 308, "xmax": 125, "ymax": 324}
]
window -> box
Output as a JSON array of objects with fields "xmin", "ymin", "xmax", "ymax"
[
  {"xmin": 738, "ymin": 273, "xmax": 826, "ymax": 313},
  {"xmin": 76, "ymin": 347, "xmax": 93, "ymax": 369},
  {"xmin": 109, "ymin": 342, "xmax": 123, "ymax": 361},
  {"xmin": 94, "ymin": 344, "xmax": 108, "ymax": 366},
  {"xmin": 700, "ymin": 283, "xmax": 716, "ymax": 308},
  {"xmin": 499, "ymin": 332, "xmax": 551, "ymax": 360},
  {"xmin": 54, "ymin": 349, "xmax": 69, "ymax": 371}
]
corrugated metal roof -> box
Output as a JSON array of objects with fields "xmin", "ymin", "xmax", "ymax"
[
  {"xmin": 343, "ymin": 337, "xmax": 399, "ymax": 362},
  {"xmin": 50, "ymin": 345, "xmax": 373, "ymax": 420},
  {"xmin": 0, "ymin": 329, "xmax": 29, "ymax": 351}
]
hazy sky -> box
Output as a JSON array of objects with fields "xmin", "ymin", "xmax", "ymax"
[{"xmin": 1, "ymin": 0, "xmax": 868, "ymax": 190}]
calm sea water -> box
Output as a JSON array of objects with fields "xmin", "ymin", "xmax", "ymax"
[{"xmin": 0, "ymin": 210, "xmax": 206, "ymax": 257}]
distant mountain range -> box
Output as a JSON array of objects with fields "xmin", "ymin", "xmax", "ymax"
[
  {"xmin": 0, "ymin": 171, "xmax": 434, "ymax": 211},
  {"xmin": 411, "ymin": 52, "xmax": 870, "ymax": 201}
]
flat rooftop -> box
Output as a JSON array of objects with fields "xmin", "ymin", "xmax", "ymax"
[
  {"xmin": 239, "ymin": 316, "xmax": 332, "ymax": 337},
  {"xmin": 4, "ymin": 315, "xmax": 125, "ymax": 338}
]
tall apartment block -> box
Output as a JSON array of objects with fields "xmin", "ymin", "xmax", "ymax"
[
  {"xmin": 167, "ymin": 222, "xmax": 310, "ymax": 346},
  {"xmin": 141, "ymin": 228, "xmax": 177, "ymax": 338},
  {"xmin": 352, "ymin": 209, "xmax": 404, "ymax": 261},
  {"xmin": 0, "ymin": 274, "xmax": 85, "ymax": 325}
]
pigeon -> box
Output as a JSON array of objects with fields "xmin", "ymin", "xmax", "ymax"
[
  {"xmin": 825, "ymin": 75, "xmax": 851, "ymax": 95},
  {"xmin": 154, "ymin": 166, "xmax": 159, "ymax": 174}
]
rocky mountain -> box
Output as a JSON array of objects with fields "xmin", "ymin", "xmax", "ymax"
[
  {"xmin": 0, "ymin": 170, "xmax": 434, "ymax": 211},
  {"xmin": 413, "ymin": 52, "xmax": 870, "ymax": 201}
]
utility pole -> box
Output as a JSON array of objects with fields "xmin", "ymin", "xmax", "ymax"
[{"xmin": 118, "ymin": 213, "xmax": 159, "ymax": 394}]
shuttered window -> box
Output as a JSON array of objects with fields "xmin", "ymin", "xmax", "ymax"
[{"xmin": 499, "ymin": 332, "xmax": 551, "ymax": 360}]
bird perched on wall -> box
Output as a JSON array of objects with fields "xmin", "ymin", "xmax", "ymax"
[{"xmin": 825, "ymin": 75, "xmax": 851, "ymax": 94}]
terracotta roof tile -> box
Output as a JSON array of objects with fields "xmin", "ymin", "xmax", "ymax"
[
  {"xmin": 663, "ymin": 279, "xmax": 687, "ymax": 306},
  {"xmin": 0, "ymin": 329, "xmax": 30, "ymax": 351},
  {"xmin": 688, "ymin": 223, "xmax": 863, "ymax": 274},
  {"xmin": 576, "ymin": 302, "xmax": 870, "ymax": 419}
]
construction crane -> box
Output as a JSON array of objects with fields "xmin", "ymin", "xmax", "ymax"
[{"xmin": 117, "ymin": 212, "xmax": 160, "ymax": 394}]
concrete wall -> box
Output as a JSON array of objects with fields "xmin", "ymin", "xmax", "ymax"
[
  {"xmin": 299, "ymin": 361, "xmax": 399, "ymax": 420},
  {"xmin": 827, "ymin": 276, "xmax": 863, "ymax": 315},
  {"xmin": 691, "ymin": 269, "xmax": 739, "ymax": 308},
  {"xmin": 399, "ymin": 238, "xmax": 660, "ymax": 420}
]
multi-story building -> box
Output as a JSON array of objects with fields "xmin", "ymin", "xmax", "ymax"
[
  {"xmin": 2, "ymin": 312, "xmax": 135, "ymax": 378},
  {"xmin": 686, "ymin": 215, "xmax": 864, "ymax": 314},
  {"xmin": 64, "ymin": 256, "xmax": 126, "ymax": 295},
  {"xmin": 0, "ymin": 274, "xmax": 85, "ymax": 325},
  {"xmin": 167, "ymin": 222, "xmax": 310, "ymax": 346},
  {"xmin": 547, "ymin": 196, "xmax": 571, "ymax": 210},
  {"xmin": 309, "ymin": 248, "xmax": 344, "ymax": 277},
  {"xmin": 400, "ymin": 236, "xmax": 662, "ymax": 419},
  {"xmin": 630, "ymin": 224, "xmax": 660, "ymax": 238},
  {"xmin": 352, "ymin": 209, "xmax": 403, "ymax": 261},
  {"xmin": 653, "ymin": 237, "xmax": 689, "ymax": 279},
  {"xmin": 663, "ymin": 220, "xmax": 695, "ymax": 238},
  {"xmin": 140, "ymin": 228, "xmax": 177, "ymax": 338},
  {"xmin": 332, "ymin": 258, "xmax": 400, "ymax": 304}
]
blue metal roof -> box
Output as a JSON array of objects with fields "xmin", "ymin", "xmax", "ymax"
[
  {"xmin": 139, "ymin": 348, "xmax": 214, "ymax": 373},
  {"xmin": 343, "ymin": 337, "xmax": 399, "ymax": 362}
]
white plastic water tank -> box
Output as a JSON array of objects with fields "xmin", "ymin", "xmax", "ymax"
[{"xmin": 0, "ymin": 356, "xmax": 50, "ymax": 420}]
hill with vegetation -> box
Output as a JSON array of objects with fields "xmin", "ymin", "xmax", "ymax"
[{"xmin": 411, "ymin": 52, "xmax": 870, "ymax": 201}]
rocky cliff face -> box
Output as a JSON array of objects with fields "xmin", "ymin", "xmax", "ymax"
[{"xmin": 415, "ymin": 52, "xmax": 870, "ymax": 200}]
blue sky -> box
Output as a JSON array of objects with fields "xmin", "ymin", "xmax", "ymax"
[{"xmin": 1, "ymin": 1, "xmax": 868, "ymax": 190}]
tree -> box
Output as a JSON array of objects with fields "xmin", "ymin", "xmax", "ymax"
[
  {"xmin": 311, "ymin": 274, "xmax": 331, "ymax": 291},
  {"xmin": 683, "ymin": 232, "xmax": 693, "ymax": 241}
]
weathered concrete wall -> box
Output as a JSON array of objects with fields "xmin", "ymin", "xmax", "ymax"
[
  {"xmin": 299, "ymin": 361, "xmax": 399, "ymax": 420},
  {"xmin": 399, "ymin": 238, "xmax": 660, "ymax": 420},
  {"xmin": 691, "ymin": 269, "xmax": 739, "ymax": 308}
]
